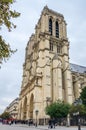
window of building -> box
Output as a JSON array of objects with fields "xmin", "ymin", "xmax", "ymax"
[
  {"xmin": 49, "ymin": 18, "xmax": 52, "ymax": 35},
  {"xmin": 57, "ymin": 45, "xmax": 61, "ymax": 53},
  {"xmin": 56, "ymin": 21, "xmax": 59, "ymax": 38},
  {"xmin": 50, "ymin": 41, "xmax": 53, "ymax": 51}
]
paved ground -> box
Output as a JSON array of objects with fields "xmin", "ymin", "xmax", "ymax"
[{"xmin": 0, "ymin": 123, "xmax": 86, "ymax": 130}]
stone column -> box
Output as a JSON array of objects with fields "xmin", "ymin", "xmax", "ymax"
[
  {"xmin": 41, "ymin": 14, "xmax": 45, "ymax": 32},
  {"xmin": 74, "ymin": 80, "xmax": 81, "ymax": 99},
  {"xmin": 52, "ymin": 19, "xmax": 55, "ymax": 37},
  {"xmin": 63, "ymin": 69, "xmax": 73, "ymax": 104},
  {"xmin": 45, "ymin": 14, "xmax": 49, "ymax": 32},
  {"xmin": 53, "ymin": 59, "xmax": 63, "ymax": 101},
  {"xmin": 62, "ymin": 20, "xmax": 67, "ymax": 38},
  {"xmin": 57, "ymin": 66, "xmax": 63, "ymax": 100},
  {"xmin": 62, "ymin": 40, "xmax": 73, "ymax": 104}
]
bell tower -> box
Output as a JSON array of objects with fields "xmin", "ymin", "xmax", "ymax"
[
  {"xmin": 18, "ymin": 6, "xmax": 73, "ymax": 122},
  {"xmin": 36, "ymin": 6, "xmax": 73, "ymax": 103}
]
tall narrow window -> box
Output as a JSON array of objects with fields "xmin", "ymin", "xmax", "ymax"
[
  {"xmin": 56, "ymin": 21, "xmax": 59, "ymax": 38},
  {"xmin": 57, "ymin": 45, "xmax": 61, "ymax": 53},
  {"xmin": 50, "ymin": 41, "xmax": 53, "ymax": 51},
  {"xmin": 49, "ymin": 18, "xmax": 52, "ymax": 35}
]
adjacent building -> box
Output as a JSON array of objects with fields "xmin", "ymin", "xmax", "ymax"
[
  {"xmin": 18, "ymin": 6, "xmax": 86, "ymax": 124},
  {"xmin": 5, "ymin": 98, "xmax": 19, "ymax": 119}
]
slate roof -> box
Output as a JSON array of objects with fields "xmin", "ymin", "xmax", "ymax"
[{"xmin": 70, "ymin": 63, "xmax": 86, "ymax": 74}]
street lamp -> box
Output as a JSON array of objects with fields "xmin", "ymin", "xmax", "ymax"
[
  {"xmin": 73, "ymin": 98, "xmax": 82, "ymax": 130},
  {"xmin": 35, "ymin": 110, "xmax": 39, "ymax": 127}
]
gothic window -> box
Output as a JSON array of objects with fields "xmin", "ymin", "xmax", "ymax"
[
  {"xmin": 56, "ymin": 21, "xmax": 59, "ymax": 38},
  {"xmin": 36, "ymin": 78, "xmax": 38, "ymax": 84},
  {"xmin": 50, "ymin": 41, "xmax": 53, "ymax": 51},
  {"xmin": 57, "ymin": 45, "xmax": 61, "ymax": 53},
  {"xmin": 49, "ymin": 18, "xmax": 52, "ymax": 35}
]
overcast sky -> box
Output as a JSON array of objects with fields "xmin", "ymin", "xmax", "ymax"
[{"xmin": 0, "ymin": 0, "xmax": 86, "ymax": 114}]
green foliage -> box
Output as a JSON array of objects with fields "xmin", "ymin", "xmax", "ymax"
[
  {"xmin": 0, "ymin": 1, "xmax": 20, "ymax": 31},
  {"xmin": 0, "ymin": 0, "xmax": 20, "ymax": 65},
  {"xmin": 0, "ymin": 112, "xmax": 11, "ymax": 119},
  {"xmin": 0, "ymin": 36, "xmax": 17, "ymax": 62},
  {"xmin": 45, "ymin": 100, "xmax": 70, "ymax": 118},
  {"xmin": 1, "ymin": 0, "xmax": 13, "ymax": 3},
  {"xmin": 80, "ymin": 87, "xmax": 86, "ymax": 106},
  {"xmin": 69, "ymin": 104, "xmax": 86, "ymax": 116}
]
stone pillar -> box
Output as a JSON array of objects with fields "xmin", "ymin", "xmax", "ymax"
[
  {"xmin": 53, "ymin": 19, "xmax": 55, "ymax": 37},
  {"xmin": 21, "ymin": 107, "xmax": 23, "ymax": 120},
  {"xmin": 59, "ymin": 21, "xmax": 62, "ymax": 38},
  {"xmin": 41, "ymin": 14, "xmax": 45, "ymax": 32},
  {"xmin": 62, "ymin": 40, "xmax": 73, "ymax": 104},
  {"xmin": 63, "ymin": 69, "xmax": 73, "ymax": 104},
  {"xmin": 17, "ymin": 105, "xmax": 20, "ymax": 120},
  {"xmin": 45, "ymin": 14, "xmax": 49, "ymax": 32},
  {"xmin": 57, "ymin": 67, "xmax": 63, "ymax": 100},
  {"xmin": 74, "ymin": 80, "xmax": 81, "ymax": 99},
  {"xmin": 53, "ymin": 59, "xmax": 63, "ymax": 101},
  {"xmin": 62, "ymin": 21, "xmax": 67, "ymax": 38}
]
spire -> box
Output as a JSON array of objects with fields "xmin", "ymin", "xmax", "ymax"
[
  {"xmin": 44, "ymin": 5, "xmax": 48, "ymax": 9},
  {"xmin": 42, "ymin": 5, "xmax": 48, "ymax": 12}
]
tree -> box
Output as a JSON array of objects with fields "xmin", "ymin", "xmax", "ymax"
[
  {"xmin": 80, "ymin": 87, "xmax": 86, "ymax": 106},
  {"xmin": 45, "ymin": 100, "xmax": 70, "ymax": 119},
  {"xmin": 0, "ymin": 112, "xmax": 11, "ymax": 119},
  {"xmin": 0, "ymin": 0, "xmax": 20, "ymax": 65},
  {"xmin": 69, "ymin": 104, "xmax": 86, "ymax": 117}
]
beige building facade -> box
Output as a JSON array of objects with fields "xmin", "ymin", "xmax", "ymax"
[
  {"xmin": 5, "ymin": 98, "xmax": 19, "ymax": 119},
  {"xmin": 18, "ymin": 6, "xmax": 86, "ymax": 123}
]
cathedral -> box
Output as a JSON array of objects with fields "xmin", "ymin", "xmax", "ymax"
[{"xmin": 18, "ymin": 6, "xmax": 86, "ymax": 123}]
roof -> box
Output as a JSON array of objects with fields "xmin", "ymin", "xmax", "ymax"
[
  {"xmin": 70, "ymin": 63, "xmax": 86, "ymax": 74},
  {"xmin": 42, "ymin": 6, "xmax": 64, "ymax": 18}
]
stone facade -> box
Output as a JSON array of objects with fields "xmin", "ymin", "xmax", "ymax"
[
  {"xmin": 18, "ymin": 6, "xmax": 86, "ymax": 123},
  {"xmin": 5, "ymin": 98, "xmax": 19, "ymax": 119}
]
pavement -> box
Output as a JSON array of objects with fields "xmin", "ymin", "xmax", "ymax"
[{"xmin": 0, "ymin": 123, "xmax": 86, "ymax": 130}]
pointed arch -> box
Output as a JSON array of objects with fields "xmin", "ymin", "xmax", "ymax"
[
  {"xmin": 56, "ymin": 21, "xmax": 59, "ymax": 38},
  {"xmin": 49, "ymin": 18, "xmax": 52, "ymax": 35}
]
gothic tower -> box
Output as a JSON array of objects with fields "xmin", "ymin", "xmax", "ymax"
[{"xmin": 18, "ymin": 6, "xmax": 77, "ymax": 123}]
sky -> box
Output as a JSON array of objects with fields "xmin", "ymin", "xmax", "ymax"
[{"xmin": 0, "ymin": 0, "xmax": 86, "ymax": 114}]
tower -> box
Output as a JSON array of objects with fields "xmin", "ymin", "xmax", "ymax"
[{"xmin": 18, "ymin": 6, "xmax": 73, "ymax": 123}]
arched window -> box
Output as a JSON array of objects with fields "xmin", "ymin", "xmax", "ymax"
[
  {"xmin": 56, "ymin": 21, "xmax": 59, "ymax": 38},
  {"xmin": 49, "ymin": 18, "xmax": 52, "ymax": 35}
]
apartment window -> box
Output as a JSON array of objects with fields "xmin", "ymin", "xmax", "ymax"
[
  {"xmin": 56, "ymin": 21, "xmax": 59, "ymax": 38},
  {"xmin": 50, "ymin": 41, "xmax": 53, "ymax": 51},
  {"xmin": 49, "ymin": 18, "xmax": 52, "ymax": 35}
]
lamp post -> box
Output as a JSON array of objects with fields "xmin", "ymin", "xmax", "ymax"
[
  {"xmin": 35, "ymin": 110, "xmax": 39, "ymax": 127},
  {"xmin": 67, "ymin": 114, "xmax": 70, "ymax": 127},
  {"xmin": 73, "ymin": 98, "xmax": 82, "ymax": 130}
]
